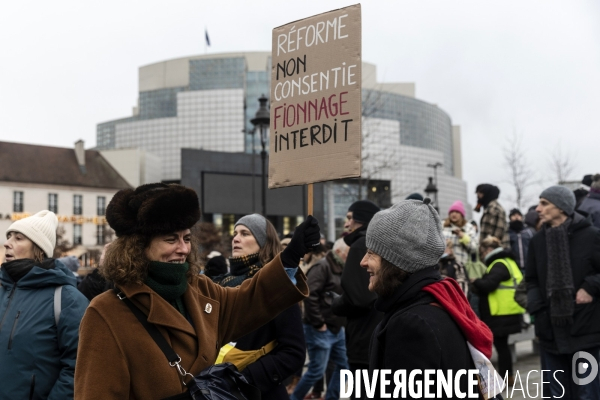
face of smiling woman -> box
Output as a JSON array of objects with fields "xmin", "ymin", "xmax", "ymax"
[
  {"xmin": 360, "ymin": 249, "xmax": 383, "ymax": 292},
  {"xmin": 4, "ymin": 231, "xmax": 35, "ymax": 262},
  {"xmin": 144, "ymin": 229, "xmax": 192, "ymax": 263},
  {"xmin": 231, "ymin": 225, "xmax": 260, "ymax": 257}
]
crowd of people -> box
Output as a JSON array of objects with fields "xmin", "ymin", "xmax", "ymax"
[{"xmin": 0, "ymin": 174, "xmax": 599, "ymax": 399}]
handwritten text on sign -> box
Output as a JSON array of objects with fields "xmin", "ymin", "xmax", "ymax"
[{"xmin": 269, "ymin": 4, "xmax": 361, "ymax": 188}]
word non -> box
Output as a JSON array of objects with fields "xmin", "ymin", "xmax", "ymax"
[
  {"xmin": 273, "ymin": 92, "xmax": 350, "ymax": 130},
  {"xmin": 273, "ymin": 119, "xmax": 353, "ymax": 153},
  {"xmin": 277, "ymin": 14, "xmax": 349, "ymax": 56},
  {"xmin": 340, "ymin": 369, "xmax": 480, "ymax": 399},
  {"xmin": 273, "ymin": 63, "xmax": 357, "ymax": 101}
]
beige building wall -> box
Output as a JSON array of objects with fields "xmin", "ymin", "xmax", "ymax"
[
  {"xmin": 0, "ymin": 182, "xmax": 119, "ymax": 251},
  {"xmin": 100, "ymin": 148, "xmax": 163, "ymax": 187}
]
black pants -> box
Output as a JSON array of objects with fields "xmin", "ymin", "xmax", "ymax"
[{"xmin": 493, "ymin": 335, "xmax": 513, "ymax": 377}]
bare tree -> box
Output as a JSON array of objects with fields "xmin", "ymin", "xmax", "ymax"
[
  {"xmin": 503, "ymin": 131, "xmax": 536, "ymax": 210},
  {"xmin": 549, "ymin": 140, "xmax": 577, "ymax": 184},
  {"xmin": 53, "ymin": 226, "xmax": 72, "ymax": 258}
]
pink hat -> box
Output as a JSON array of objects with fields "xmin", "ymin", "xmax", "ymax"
[{"xmin": 448, "ymin": 200, "xmax": 466, "ymax": 218}]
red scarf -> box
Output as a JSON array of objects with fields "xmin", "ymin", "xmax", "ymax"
[{"xmin": 422, "ymin": 278, "xmax": 493, "ymax": 359}]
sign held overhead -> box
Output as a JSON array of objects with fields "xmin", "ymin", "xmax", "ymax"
[{"xmin": 269, "ymin": 4, "xmax": 362, "ymax": 189}]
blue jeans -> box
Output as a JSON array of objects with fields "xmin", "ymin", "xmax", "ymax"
[
  {"xmin": 291, "ymin": 325, "xmax": 349, "ymax": 400},
  {"xmin": 540, "ymin": 347, "xmax": 600, "ymax": 400}
]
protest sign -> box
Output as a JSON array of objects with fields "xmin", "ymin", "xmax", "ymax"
[{"xmin": 269, "ymin": 4, "xmax": 362, "ymax": 190}]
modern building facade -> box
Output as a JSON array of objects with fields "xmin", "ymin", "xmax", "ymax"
[
  {"xmin": 97, "ymin": 52, "xmax": 471, "ymax": 238},
  {"xmin": 0, "ymin": 141, "xmax": 131, "ymax": 260}
]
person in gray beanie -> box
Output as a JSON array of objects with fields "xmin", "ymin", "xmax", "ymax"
[
  {"xmin": 526, "ymin": 185, "xmax": 600, "ymax": 399},
  {"xmin": 360, "ymin": 199, "xmax": 494, "ymax": 399}
]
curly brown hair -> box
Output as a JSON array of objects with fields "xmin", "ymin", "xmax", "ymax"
[{"xmin": 100, "ymin": 233, "xmax": 202, "ymax": 286}]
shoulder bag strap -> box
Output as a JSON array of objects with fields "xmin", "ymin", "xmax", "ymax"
[
  {"xmin": 54, "ymin": 286, "xmax": 63, "ymax": 325},
  {"xmin": 113, "ymin": 288, "xmax": 194, "ymax": 385}
]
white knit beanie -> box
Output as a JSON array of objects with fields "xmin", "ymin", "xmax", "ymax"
[{"xmin": 7, "ymin": 210, "xmax": 58, "ymax": 258}]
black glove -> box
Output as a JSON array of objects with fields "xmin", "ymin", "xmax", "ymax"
[{"xmin": 280, "ymin": 215, "xmax": 321, "ymax": 267}]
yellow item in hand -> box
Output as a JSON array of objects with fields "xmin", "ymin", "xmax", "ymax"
[{"xmin": 215, "ymin": 340, "xmax": 277, "ymax": 371}]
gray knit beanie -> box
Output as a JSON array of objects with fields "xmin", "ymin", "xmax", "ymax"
[
  {"xmin": 539, "ymin": 186, "xmax": 576, "ymax": 215},
  {"xmin": 366, "ymin": 198, "xmax": 445, "ymax": 273},
  {"xmin": 235, "ymin": 214, "xmax": 267, "ymax": 248}
]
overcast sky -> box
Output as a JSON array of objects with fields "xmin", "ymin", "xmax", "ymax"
[{"xmin": 1, "ymin": 0, "xmax": 598, "ymax": 212}]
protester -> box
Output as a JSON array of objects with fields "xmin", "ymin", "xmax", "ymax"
[
  {"xmin": 507, "ymin": 208, "xmax": 535, "ymax": 270},
  {"xmin": 578, "ymin": 173, "xmax": 600, "ymax": 228},
  {"xmin": 361, "ymin": 199, "xmax": 492, "ymax": 399},
  {"xmin": 438, "ymin": 241, "xmax": 470, "ymax": 295},
  {"xmin": 74, "ymin": 183, "xmax": 318, "ymax": 399},
  {"xmin": 405, "ymin": 192, "xmax": 424, "ymax": 201},
  {"xmin": 441, "ymin": 200, "xmax": 478, "ymax": 266},
  {"xmin": 194, "ymin": 222, "xmax": 228, "ymax": 278},
  {"xmin": 212, "ymin": 214, "xmax": 304, "ymax": 400},
  {"xmin": 471, "ymin": 236, "xmax": 525, "ymax": 385},
  {"xmin": 78, "ymin": 242, "xmax": 113, "ymax": 301},
  {"xmin": 524, "ymin": 205, "xmax": 541, "ymax": 232},
  {"xmin": 475, "ymin": 184, "xmax": 510, "ymax": 247},
  {"xmin": 0, "ymin": 210, "xmax": 88, "ymax": 399},
  {"xmin": 300, "ymin": 244, "xmax": 327, "ymax": 275},
  {"xmin": 331, "ymin": 200, "xmax": 382, "ymax": 393},
  {"xmin": 292, "ymin": 238, "xmax": 349, "ymax": 400},
  {"xmin": 526, "ymin": 185, "xmax": 600, "ymax": 399}
]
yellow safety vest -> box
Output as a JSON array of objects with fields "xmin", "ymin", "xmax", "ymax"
[{"xmin": 486, "ymin": 258, "xmax": 525, "ymax": 316}]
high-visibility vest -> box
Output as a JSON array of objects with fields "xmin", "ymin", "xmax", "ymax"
[{"xmin": 486, "ymin": 258, "xmax": 525, "ymax": 316}]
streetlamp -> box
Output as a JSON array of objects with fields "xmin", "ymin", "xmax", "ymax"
[
  {"xmin": 251, "ymin": 95, "xmax": 270, "ymax": 216},
  {"xmin": 424, "ymin": 177, "xmax": 438, "ymax": 211},
  {"xmin": 426, "ymin": 162, "xmax": 442, "ymax": 210}
]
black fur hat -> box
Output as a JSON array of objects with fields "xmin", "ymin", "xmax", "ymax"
[{"xmin": 106, "ymin": 183, "xmax": 201, "ymax": 237}]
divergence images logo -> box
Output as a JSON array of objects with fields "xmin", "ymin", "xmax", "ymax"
[{"xmin": 572, "ymin": 351, "xmax": 599, "ymax": 386}]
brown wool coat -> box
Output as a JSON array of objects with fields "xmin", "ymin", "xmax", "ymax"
[{"xmin": 74, "ymin": 254, "xmax": 308, "ymax": 400}]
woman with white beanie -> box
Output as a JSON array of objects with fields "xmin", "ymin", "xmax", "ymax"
[{"xmin": 0, "ymin": 210, "xmax": 89, "ymax": 400}]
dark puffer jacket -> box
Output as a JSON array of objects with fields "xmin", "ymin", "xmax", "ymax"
[
  {"xmin": 236, "ymin": 305, "xmax": 305, "ymax": 400},
  {"xmin": 303, "ymin": 251, "xmax": 345, "ymax": 333},
  {"xmin": 578, "ymin": 191, "xmax": 600, "ymax": 229},
  {"xmin": 471, "ymin": 249, "xmax": 523, "ymax": 337},
  {"xmin": 0, "ymin": 259, "xmax": 89, "ymax": 399},
  {"xmin": 369, "ymin": 268, "xmax": 479, "ymax": 399},
  {"xmin": 526, "ymin": 212, "xmax": 600, "ymax": 354},
  {"xmin": 331, "ymin": 226, "xmax": 383, "ymax": 365}
]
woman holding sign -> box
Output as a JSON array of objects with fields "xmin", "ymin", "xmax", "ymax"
[
  {"xmin": 74, "ymin": 183, "xmax": 319, "ymax": 400},
  {"xmin": 213, "ymin": 214, "xmax": 305, "ymax": 400}
]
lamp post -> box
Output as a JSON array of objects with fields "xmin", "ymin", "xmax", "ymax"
[
  {"xmin": 426, "ymin": 162, "xmax": 442, "ymax": 210},
  {"xmin": 424, "ymin": 177, "xmax": 438, "ymax": 211},
  {"xmin": 251, "ymin": 95, "xmax": 270, "ymax": 216}
]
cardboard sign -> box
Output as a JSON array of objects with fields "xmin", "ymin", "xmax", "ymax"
[{"xmin": 269, "ymin": 4, "xmax": 362, "ymax": 188}]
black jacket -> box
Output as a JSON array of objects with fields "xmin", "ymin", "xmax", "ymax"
[
  {"xmin": 238, "ymin": 304, "xmax": 305, "ymax": 400},
  {"xmin": 303, "ymin": 252, "xmax": 345, "ymax": 333},
  {"xmin": 578, "ymin": 192, "xmax": 600, "ymax": 229},
  {"xmin": 525, "ymin": 212, "xmax": 600, "ymax": 354},
  {"xmin": 332, "ymin": 226, "xmax": 383, "ymax": 365},
  {"xmin": 471, "ymin": 249, "xmax": 523, "ymax": 337},
  {"xmin": 78, "ymin": 268, "xmax": 113, "ymax": 301},
  {"xmin": 369, "ymin": 268, "xmax": 478, "ymax": 399}
]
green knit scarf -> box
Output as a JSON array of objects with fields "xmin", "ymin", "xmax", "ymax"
[{"xmin": 145, "ymin": 261, "xmax": 189, "ymax": 317}]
